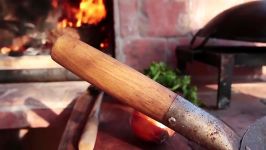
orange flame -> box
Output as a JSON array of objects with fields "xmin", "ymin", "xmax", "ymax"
[
  {"xmin": 58, "ymin": 0, "xmax": 106, "ymax": 28},
  {"xmin": 76, "ymin": 0, "xmax": 106, "ymax": 26}
]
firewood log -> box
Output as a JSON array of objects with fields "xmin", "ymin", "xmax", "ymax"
[
  {"xmin": 78, "ymin": 92, "xmax": 104, "ymax": 150},
  {"xmin": 58, "ymin": 90, "xmax": 94, "ymax": 150}
]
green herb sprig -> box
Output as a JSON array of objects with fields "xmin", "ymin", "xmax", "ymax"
[{"xmin": 144, "ymin": 62, "xmax": 202, "ymax": 106}]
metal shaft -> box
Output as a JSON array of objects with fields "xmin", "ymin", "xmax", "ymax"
[{"xmin": 163, "ymin": 96, "xmax": 240, "ymax": 150}]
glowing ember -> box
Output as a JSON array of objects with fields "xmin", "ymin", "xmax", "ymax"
[
  {"xmin": 0, "ymin": 35, "xmax": 30, "ymax": 55},
  {"xmin": 100, "ymin": 43, "xmax": 104, "ymax": 48},
  {"xmin": 0, "ymin": 47, "xmax": 11, "ymax": 55},
  {"xmin": 59, "ymin": 19, "xmax": 74, "ymax": 28},
  {"xmin": 52, "ymin": 0, "xmax": 58, "ymax": 8},
  {"xmin": 58, "ymin": 0, "xmax": 106, "ymax": 28},
  {"xmin": 100, "ymin": 40, "xmax": 109, "ymax": 49}
]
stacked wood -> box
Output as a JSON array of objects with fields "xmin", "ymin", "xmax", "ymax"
[
  {"xmin": 58, "ymin": 90, "xmax": 94, "ymax": 150},
  {"xmin": 79, "ymin": 92, "xmax": 104, "ymax": 150},
  {"xmin": 58, "ymin": 87, "xmax": 104, "ymax": 150}
]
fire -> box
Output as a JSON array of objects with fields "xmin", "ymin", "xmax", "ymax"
[
  {"xmin": 76, "ymin": 0, "xmax": 106, "ymax": 26},
  {"xmin": 58, "ymin": 0, "xmax": 106, "ymax": 28}
]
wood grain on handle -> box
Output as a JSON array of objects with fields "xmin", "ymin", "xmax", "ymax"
[{"xmin": 51, "ymin": 35, "xmax": 177, "ymax": 121}]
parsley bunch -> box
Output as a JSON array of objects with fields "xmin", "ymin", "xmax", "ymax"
[{"xmin": 144, "ymin": 62, "xmax": 202, "ymax": 106}]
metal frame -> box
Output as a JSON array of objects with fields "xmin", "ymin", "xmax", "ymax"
[{"xmin": 176, "ymin": 46, "xmax": 266, "ymax": 109}]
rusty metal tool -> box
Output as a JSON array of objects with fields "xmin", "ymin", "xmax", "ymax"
[{"xmin": 51, "ymin": 35, "xmax": 265, "ymax": 150}]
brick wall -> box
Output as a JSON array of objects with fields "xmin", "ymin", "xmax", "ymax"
[{"xmin": 113, "ymin": 0, "xmax": 260, "ymax": 82}]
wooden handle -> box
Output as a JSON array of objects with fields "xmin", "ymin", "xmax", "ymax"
[{"xmin": 51, "ymin": 35, "xmax": 177, "ymax": 121}]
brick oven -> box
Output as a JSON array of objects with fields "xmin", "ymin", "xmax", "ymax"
[
  {"xmin": 0, "ymin": 0, "xmax": 265, "ymax": 149},
  {"xmin": 0, "ymin": 0, "xmax": 114, "ymax": 82},
  {"xmin": 0, "ymin": 0, "xmax": 262, "ymax": 83}
]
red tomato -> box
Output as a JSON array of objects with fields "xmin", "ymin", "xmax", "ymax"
[{"xmin": 130, "ymin": 110, "xmax": 175, "ymax": 143}]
